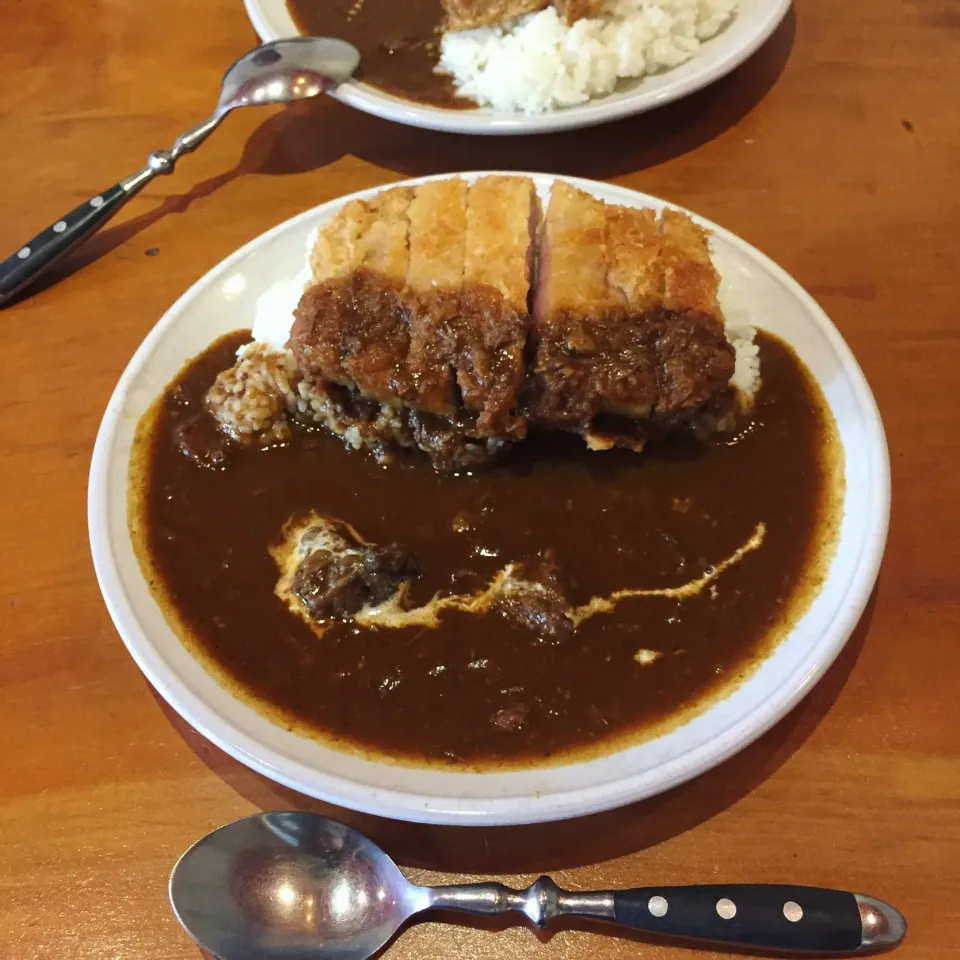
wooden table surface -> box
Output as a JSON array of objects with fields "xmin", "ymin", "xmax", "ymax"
[{"xmin": 2, "ymin": 1, "xmax": 958, "ymax": 958}]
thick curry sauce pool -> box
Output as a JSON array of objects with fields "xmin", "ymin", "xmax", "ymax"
[
  {"xmin": 131, "ymin": 330, "xmax": 838, "ymax": 767},
  {"xmin": 287, "ymin": 0, "xmax": 469, "ymax": 109}
]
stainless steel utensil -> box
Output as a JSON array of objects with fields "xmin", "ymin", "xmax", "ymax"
[
  {"xmin": 0, "ymin": 37, "xmax": 359, "ymax": 306},
  {"xmin": 169, "ymin": 812, "xmax": 906, "ymax": 959}
]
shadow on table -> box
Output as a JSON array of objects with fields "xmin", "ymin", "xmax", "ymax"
[
  {"xmin": 162, "ymin": 584, "xmax": 872, "ymax": 879},
  {"xmin": 5, "ymin": 8, "xmax": 794, "ymax": 307}
]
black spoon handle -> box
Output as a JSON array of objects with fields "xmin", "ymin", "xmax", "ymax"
[
  {"xmin": 426, "ymin": 879, "xmax": 905, "ymax": 955},
  {"xmin": 0, "ymin": 183, "xmax": 131, "ymax": 306},
  {"xmin": 611, "ymin": 884, "xmax": 904, "ymax": 954}
]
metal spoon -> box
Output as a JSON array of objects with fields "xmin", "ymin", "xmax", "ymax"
[
  {"xmin": 170, "ymin": 812, "xmax": 905, "ymax": 959},
  {"xmin": 0, "ymin": 37, "xmax": 359, "ymax": 307}
]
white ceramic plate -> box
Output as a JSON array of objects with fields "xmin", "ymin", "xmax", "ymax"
[
  {"xmin": 89, "ymin": 173, "xmax": 888, "ymax": 825},
  {"xmin": 244, "ymin": 0, "xmax": 792, "ymax": 134}
]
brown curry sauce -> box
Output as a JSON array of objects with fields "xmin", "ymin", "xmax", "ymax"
[
  {"xmin": 130, "ymin": 330, "xmax": 839, "ymax": 767},
  {"xmin": 287, "ymin": 0, "xmax": 470, "ymax": 108}
]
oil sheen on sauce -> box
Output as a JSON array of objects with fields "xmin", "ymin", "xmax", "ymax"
[
  {"xmin": 130, "ymin": 331, "xmax": 840, "ymax": 767},
  {"xmin": 286, "ymin": 0, "xmax": 471, "ymax": 108}
]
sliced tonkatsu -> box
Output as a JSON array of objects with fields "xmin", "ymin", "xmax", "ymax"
[
  {"xmin": 529, "ymin": 182, "xmax": 734, "ymax": 449},
  {"xmin": 286, "ymin": 176, "xmax": 736, "ymax": 468},
  {"xmin": 458, "ymin": 175, "xmax": 539, "ymax": 437}
]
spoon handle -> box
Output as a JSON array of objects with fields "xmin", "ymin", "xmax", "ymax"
[
  {"xmin": 425, "ymin": 879, "xmax": 905, "ymax": 954},
  {"xmin": 607, "ymin": 885, "xmax": 904, "ymax": 954},
  {"xmin": 0, "ymin": 183, "xmax": 131, "ymax": 306},
  {"xmin": 0, "ymin": 112, "xmax": 223, "ymax": 307}
]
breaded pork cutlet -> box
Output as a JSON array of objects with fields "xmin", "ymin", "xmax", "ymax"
[
  {"xmin": 294, "ymin": 176, "xmax": 537, "ymax": 432},
  {"xmin": 652, "ymin": 209, "xmax": 734, "ymax": 414},
  {"xmin": 530, "ymin": 183, "xmax": 734, "ymax": 447},
  {"xmin": 288, "ymin": 177, "xmax": 735, "ymax": 468},
  {"xmin": 289, "ymin": 177, "xmax": 538, "ymax": 468},
  {"xmin": 531, "ymin": 182, "xmax": 660, "ymax": 435},
  {"xmin": 292, "ymin": 187, "xmax": 416, "ymax": 407},
  {"xmin": 406, "ymin": 178, "xmax": 467, "ymax": 418},
  {"xmin": 458, "ymin": 175, "xmax": 539, "ymax": 438}
]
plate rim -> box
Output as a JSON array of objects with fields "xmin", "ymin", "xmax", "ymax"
[
  {"xmin": 88, "ymin": 171, "xmax": 889, "ymax": 825},
  {"xmin": 242, "ymin": 0, "xmax": 793, "ymax": 134}
]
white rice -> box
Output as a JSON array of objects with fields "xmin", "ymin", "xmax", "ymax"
[
  {"xmin": 727, "ymin": 322, "xmax": 760, "ymax": 402},
  {"xmin": 250, "ymin": 227, "xmax": 316, "ymax": 351},
  {"xmin": 207, "ymin": 342, "xmax": 298, "ymax": 442},
  {"xmin": 438, "ymin": 0, "xmax": 738, "ymax": 114}
]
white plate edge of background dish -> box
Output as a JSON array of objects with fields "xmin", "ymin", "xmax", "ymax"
[
  {"xmin": 243, "ymin": 0, "xmax": 793, "ymax": 134},
  {"xmin": 88, "ymin": 172, "xmax": 889, "ymax": 825}
]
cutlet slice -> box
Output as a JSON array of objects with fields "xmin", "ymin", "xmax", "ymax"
[
  {"xmin": 652, "ymin": 210, "xmax": 734, "ymax": 414},
  {"xmin": 443, "ymin": 0, "xmax": 548, "ymax": 31},
  {"xmin": 531, "ymin": 184, "xmax": 659, "ymax": 432},
  {"xmin": 457, "ymin": 175, "xmax": 539, "ymax": 438},
  {"xmin": 294, "ymin": 197, "xmax": 380, "ymax": 383},
  {"xmin": 464, "ymin": 175, "xmax": 537, "ymax": 310},
  {"xmin": 290, "ymin": 186, "xmax": 415, "ymax": 406},
  {"xmin": 534, "ymin": 181, "xmax": 610, "ymax": 321},
  {"xmin": 407, "ymin": 180, "xmax": 467, "ymax": 292},
  {"xmin": 405, "ymin": 178, "xmax": 468, "ymax": 417}
]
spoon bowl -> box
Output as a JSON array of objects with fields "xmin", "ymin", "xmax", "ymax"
[
  {"xmin": 219, "ymin": 37, "xmax": 361, "ymax": 110},
  {"xmin": 171, "ymin": 813, "xmax": 421, "ymax": 960}
]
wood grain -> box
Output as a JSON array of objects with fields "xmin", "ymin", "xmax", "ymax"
[{"xmin": 0, "ymin": 1, "xmax": 957, "ymax": 958}]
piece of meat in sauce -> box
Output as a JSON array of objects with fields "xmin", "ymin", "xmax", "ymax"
[
  {"xmin": 173, "ymin": 412, "xmax": 233, "ymax": 469},
  {"xmin": 407, "ymin": 410, "xmax": 510, "ymax": 472},
  {"xmin": 495, "ymin": 548, "xmax": 575, "ymax": 640},
  {"xmin": 291, "ymin": 521, "xmax": 418, "ymax": 620},
  {"xmin": 292, "ymin": 376, "xmax": 507, "ymax": 473},
  {"xmin": 491, "ymin": 702, "xmax": 530, "ymax": 732}
]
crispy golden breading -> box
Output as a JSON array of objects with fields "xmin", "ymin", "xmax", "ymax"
[
  {"xmin": 308, "ymin": 199, "xmax": 372, "ymax": 282},
  {"xmin": 533, "ymin": 183, "xmax": 658, "ymax": 427},
  {"xmin": 442, "ymin": 0, "xmax": 600, "ymax": 29},
  {"xmin": 308, "ymin": 187, "xmax": 413, "ymax": 287},
  {"xmin": 464, "ymin": 176, "xmax": 538, "ymax": 310},
  {"xmin": 295, "ymin": 188, "xmax": 414, "ymax": 405},
  {"xmin": 606, "ymin": 205, "xmax": 662, "ymax": 311},
  {"xmin": 658, "ymin": 208, "xmax": 721, "ymax": 319},
  {"xmin": 534, "ymin": 180, "xmax": 611, "ymax": 320},
  {"xmin": 407, "ymin": 179, "xmax": 468, "ymax": 292},
  {"xmin": 354, "ymin": 187, "xmax": 412, "ymax": 281}
]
